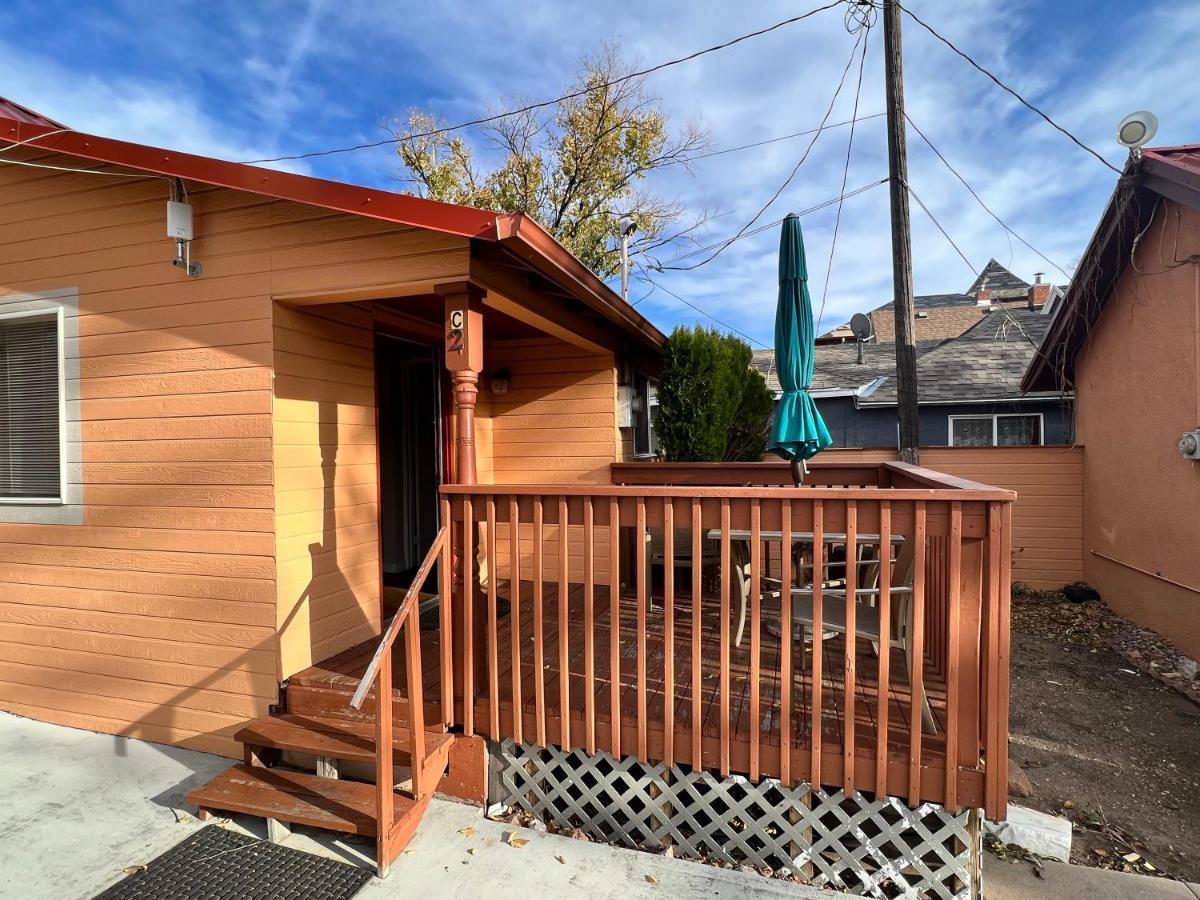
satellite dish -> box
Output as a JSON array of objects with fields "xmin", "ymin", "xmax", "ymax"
[
  {"xmin": 850, "ymin": 313, "xmax": 873, "ymax": 341},
  {"xmin": 1116, "ymin": 111, "xmax": 1158, "ymax": 151}
]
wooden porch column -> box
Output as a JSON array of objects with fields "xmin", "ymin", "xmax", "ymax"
[
  {"xmin": 438, "ymin": 282, "xmax": 485, "ymax": 485},
  {"xmin": 438, "ymin": 282, "xmax": 487, "ymax": 726}
]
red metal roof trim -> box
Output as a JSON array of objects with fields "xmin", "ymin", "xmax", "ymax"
[
  {"xmin": 0, "ymin": 99, "xmax": 66, "ymax": 129},
  {"xmin": 0, "ymin": 114, "xmax": 499, "ymax": 239},
  {"xmin": 0, "ymin": 101, "xmax": 665, "ymax": 349}
]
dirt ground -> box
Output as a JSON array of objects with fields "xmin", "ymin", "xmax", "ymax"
[{"xmin": 1008, "ymin": 590, "xmax": 1200, "ymax": 881}]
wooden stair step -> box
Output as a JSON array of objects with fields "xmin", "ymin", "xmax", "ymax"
[
  {"xmin": 186, "ymin": 764, "xmax": 424, "ymax": 836},
  {"xmin": 284, "ymin": 682, "xmax": 438, "ymax": 729},
  {"xmin": 235, "ymin": 713, "xmax": 453, "ymax": 765}
]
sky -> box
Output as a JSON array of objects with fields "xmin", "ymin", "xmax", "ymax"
[{"xmin": 4, "ymin": 0, "xmax": 1199, "ymax": 348}]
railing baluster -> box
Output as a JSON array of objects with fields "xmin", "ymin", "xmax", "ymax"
[
  {"xmin": 842, "ymin": 500, "xmax": 858, "ymax": 795},
  {"xmin": 719, "ymin": 498, "xmax": 731, "ymax": 777},
  {"xmin": 944, "ymin": 502, "xmax": 963, "ymax": 811},
  {"xmin": 405, "ymin": 604, "xmax": 427, "ymax": 798},
  {"xmin": 749, "ymin": 498, "xmax": 762, "ymax": 781},
  {"xmin": 558, "ymin": 496, "xmax": 571, "ymax": 751},
  {"xmin": 663, "ymin": 497, "xmax": 675, "ymax": 768},
  {"xmin": 584, "ymin": 496, "xmax": 596, "ymax": 756},
  {"xmin": 908, "ymin": 502, "xmax": 926, "ymax": 806},
  {"xmin": 463, "ymin": 496, "xmax": 474, "ymax": 737},
  {"xmin": 780, "ymin": 499, "xmax": 792, "ymax": 786},
  {"xmin": 874, "ymin": 501, "xmax": 892, "ymax": 798},
  {"xmin": 533, "ymin": 496, "xmax": 546, "ymax": 747},
  {"xmin": 487, "ymin": 496, "xmax": 499, "ymax": 738},
  {"xmin": 376, "ymin": 648, "xmax": 395, "ymax": 873},
  {"xmin": 608, "ymin": 497, "xmax": 621, "ymax": 758},
  {"xmin": 440, "ymin": 497, "xmax": 453, "ymax": 728},
  {"xmin": 636, "ymin": 497, "xmax": 648, "ymax": 760},
  {"xmin": 509, "ymin": 497, "xmax": 523, "ymax": 745},
  {"xmin": 810, "ymin": 499, "xmax": 824, "ymax": 789},
  {"xmin": 691, "ymin": 499, "xmax": 703, "ymax": 771}
]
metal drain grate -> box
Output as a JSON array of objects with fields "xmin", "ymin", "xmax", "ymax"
[
  {"xmin": 93, "ymin": 825, "xmax": 373, "ymax": 900},
  {"xmin": 490, "ymin": 738, "xmax": 980, "ymax": 899}
]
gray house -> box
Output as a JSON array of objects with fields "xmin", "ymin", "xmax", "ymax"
[{"xmin": 753, "ymin": 306, "xmax": 1073, "ymax": 448}]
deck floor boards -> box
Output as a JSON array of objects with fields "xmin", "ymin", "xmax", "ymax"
[{"xmin": 292, "ymin": 579, "xmax": 949, "ymax": 766}]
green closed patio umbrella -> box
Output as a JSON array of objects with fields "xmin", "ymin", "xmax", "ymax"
[{"xmin": 769, "ymin": 213, "xmax": 832, "ymax": 482}]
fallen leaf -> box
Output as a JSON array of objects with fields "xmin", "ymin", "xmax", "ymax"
[
  {"xmin": 505, "ymin": 832, "xmax": 530, "ymax": 849},
  {"xmin": 467, "ymin": 848, "xmax": 477, "ymax": 856},
  {"xmin": 1123, "ymin": 852, "xmax": 1141, "ymax": 863},
  {"xmin": 645, "ymin": 874, "xmax": 658, "ymax": 884},
  {"xmin": 458, "ymin": 827, "xmax": 478, "ymax": 837},
  {"xmin": 122, "ymin": 865, "xmax": 147, "ymax": 876},
  {"xmin": 404, "ymin": 850, "xmax": 416, "ymax": 856},
  {"xmin": 555, "ymin": 854, "xmax": 566, "ymax": 864},
  {"xmin": 1062, "ymin": 800, "xmax": 1074, "ymax": 809}
]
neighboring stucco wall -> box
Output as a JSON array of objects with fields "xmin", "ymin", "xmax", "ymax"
[
  {"xmin": 1074, "ymin": 199, "xmax": 1200, "ymax": 658},
  {"xmin": 815, "ymin": 398, "xmax": 1072, "ymax": 448}
]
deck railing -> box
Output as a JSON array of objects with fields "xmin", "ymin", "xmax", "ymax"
[{"xmin": 439, "ymin": 461, "xmax": 1014, "ymax": 820}]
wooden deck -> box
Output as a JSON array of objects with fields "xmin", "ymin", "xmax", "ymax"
[{"xmin": 292, "ymin": 579, "xmax": 964, "ymax": 801}]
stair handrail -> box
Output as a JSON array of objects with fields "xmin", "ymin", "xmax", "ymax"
[
  {"xmin": 350, "ymin": 525, "xmax": 447, "ymax": 711},
  {"xmin": 349, "ymin": 524, "xmax": 447, "ymax": 878}
]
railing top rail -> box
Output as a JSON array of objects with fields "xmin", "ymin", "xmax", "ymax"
[
  {"xmin": 439, "ymin": 482, "xmax": 1016, "ymax": 502},
  {"xmin": 349, "ymin": 525, "xmax": 447, "ymax": 710},
  {"xmin": 882, "ymin": 461, "xmax": 1014, "ymax": 495}
]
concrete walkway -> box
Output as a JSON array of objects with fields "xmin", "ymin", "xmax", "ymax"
[
  {"xmin": 4, "ymin": 710, "xmax": 1197, "ymax": 900},
  {"xmin": 0, "ymin": 712, "xmax": 829, "ymax": 899}
]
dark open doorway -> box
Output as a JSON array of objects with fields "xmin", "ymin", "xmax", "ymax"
[{"xmin": 376, "ymin": 333, "xmax": 443, "ymax": 590}]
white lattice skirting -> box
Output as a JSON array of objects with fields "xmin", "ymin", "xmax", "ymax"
[{"xmin": 489, "ymin": 739, "xmax": 980, "ymax": 899}]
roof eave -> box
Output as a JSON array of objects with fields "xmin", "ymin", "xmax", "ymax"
[{"xmin": 494, "ymin": 213, "xmax": 666, "ymax": 350}]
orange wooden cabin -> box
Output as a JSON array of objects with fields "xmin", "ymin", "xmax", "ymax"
[{"xmin": 0, "ymin": 99, "xmax": 1013, "ymax": 883}]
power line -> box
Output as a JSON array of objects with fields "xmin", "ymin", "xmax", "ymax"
[
  {"xmin": 905, "ymin": 180, "xmax": 976, "ymax": 275},
  {"xmin": 241, "ymin": 0, "xmax": 848, "ymax": 165},
  {"xmin": 683, "ymin": 113, "xmax": 885, "ymax": 164},
  {"xmin": 897, "ymin": 1, "xmax": 1121, "ymax": 175},
  {"xmin": 654, "ymin": 28, "xmax": 868, "ymax": 272},
  {"xmin": 637, "ymin": 267, "xmax": 772, "ymax": 348},
  {"xmin": 651, "ymin": 177, "xmax": 887, "ymax": 268},
  {"xmin": 904, "ymin": 112, "xmax": 1071, "ymax": 280},
  {"xmin": 816, "ymin": 18, "xmax": 872, "ymax": 334}
]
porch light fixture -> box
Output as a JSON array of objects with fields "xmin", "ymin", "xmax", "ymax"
[{"xmin": 490, "ymin": 368, "xmax": 511, "ymax": 395}]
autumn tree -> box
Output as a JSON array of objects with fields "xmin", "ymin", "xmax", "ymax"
[{"xmin": 393, "ymin": 44, "xmax": 707, "ymax": 277}]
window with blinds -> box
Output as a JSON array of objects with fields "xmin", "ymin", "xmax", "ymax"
[{"xmin": 0, "ymin": 312, "xmax": 63, "ymax": 500}]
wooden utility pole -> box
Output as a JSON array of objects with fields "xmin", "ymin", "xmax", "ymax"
[{"xmin": 882, "ymin": 0, "xmax": 920, "ymax": 464}]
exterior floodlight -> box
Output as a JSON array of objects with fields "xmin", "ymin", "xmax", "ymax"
[{"xmin": 1116, "ymin": 111, "xmax": 1159, "ymax": 151}]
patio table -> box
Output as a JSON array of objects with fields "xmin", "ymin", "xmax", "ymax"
[{"xmin": 705, "ymin": 529, "xmax": 904, "ymax": 646}]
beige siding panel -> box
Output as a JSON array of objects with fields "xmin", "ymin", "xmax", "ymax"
[
  {"xmin": 273, "ymin": 303, "xmax": 381, "ymax": 679},
  {"xmin": 817, "ymin": 446, "xmax": 1083, "ymax": 589},
  {"xmin": 0, "ymin": 158, "xmax": 458, "ymax": 754}
]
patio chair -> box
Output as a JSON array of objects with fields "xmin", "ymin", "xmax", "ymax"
[
  {"xmin": 646, "ymin": 528, "xmax": 722, "ymax": 600},
  {"xmin": 766, "ymin": 537, "xmax": 938, "ymax": 734}
]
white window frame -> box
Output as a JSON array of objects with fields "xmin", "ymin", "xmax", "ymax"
[
  {"xmin": 0, "ymin": 305, "xmax": 68, "ymax": 504},
  {"xmin": 947, "ymin": 412, "xmax": 1044, "ymax": 447},
  {"xmin": 0, "ymin": 288, "xmax": 82, "ymax": 525}
]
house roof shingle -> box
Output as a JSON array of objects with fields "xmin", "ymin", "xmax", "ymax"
[
  {"xmin": 965, "ymin": 259, "xmax": 1029, "ymax": 296},
  {"xmin": 867, "ymin": 307, "xmax": 1058, "ymax": 404},
  {"xmin": 751, "ymin": 340, "xmax": 944, "ymax": 395}
]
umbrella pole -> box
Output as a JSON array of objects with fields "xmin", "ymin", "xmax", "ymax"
[{"xmin": 790, "ymin": 458, "xmax": 804, "ymax": 486}]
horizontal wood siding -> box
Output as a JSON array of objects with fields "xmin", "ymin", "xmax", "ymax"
[
  {"xmin": 484, "ymin": 337, "xmax": 620, "ymax": 581},
  {"xmin": 0, "ymin": 149, "xmax": 469, "ymax": 755},
  {"xmin": 274, "ymin": 303, "xmax": 381, "ymax": 678},
  {"xmin": 819, "ymin": 446, "xmax": 1083, "ymax": 588}
]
